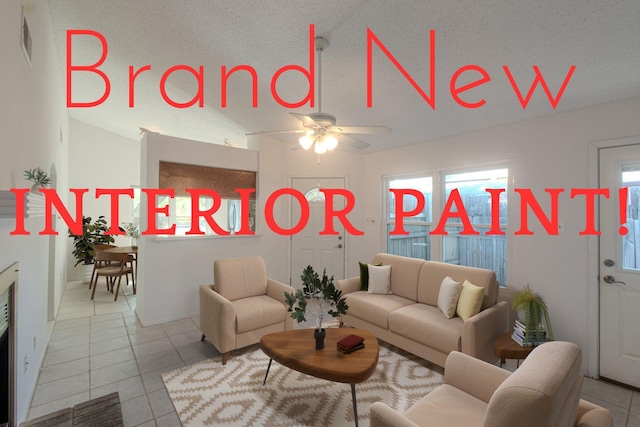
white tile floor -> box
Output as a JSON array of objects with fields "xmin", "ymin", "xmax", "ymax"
[
  {"xmin": 25, "ymin": 279, "xmax": 221, "ymax": 426},
  {"xmin": 25, "ymin": 280, "xmax": 640, "ymax": 426}
]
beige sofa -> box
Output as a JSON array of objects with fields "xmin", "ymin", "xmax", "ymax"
[
  {"xmin": 199, "ymin": 255, "xmax": 294, "ymax": 364},
  {"xmin": 370, "ymin": 341, "xmax": 613, "ymax": 427},
  {"xmin": 336, "ymin": 253, "xmax": 508, "ymax": 367}
]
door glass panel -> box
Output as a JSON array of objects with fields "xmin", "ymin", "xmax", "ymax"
[{"xmin": 622, "ymin": 167, "xmax": 640, "ymax": 270}]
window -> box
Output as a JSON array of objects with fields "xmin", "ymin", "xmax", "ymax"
[
  {"xmin": 622, "ymin": 168, "xmax": 640, "ymax": 270},
  {"xmin": 386, "ymin": 176, "xmax": 433, "ymax": 260},
  {"xmin": 156, "ymin": 195, "xmax": 243, "ymax": 236},
  {"xmin": 385, "ymin": 167, "xmax": 508, "ymax": 286},
  {"xmin": 443, "ymin": 168, "xmax": 508, "ymax": 286},
  {"xmin": 156, "ymin": 161, "xmax": 257, "ymax": 237}
]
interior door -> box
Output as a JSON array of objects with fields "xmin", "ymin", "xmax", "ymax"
[
  {"xmin": 290, "ymin": 178, "xmax": 345, "ymax": 289},
  {"xmin": 599, "ymin": 144, "xmax": 640, "ymax": 388}
]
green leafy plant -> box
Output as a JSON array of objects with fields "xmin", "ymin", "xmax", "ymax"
[
  {"xmin": 122, "ymin": 222, "xmax": 140, "ymax": 239},
  {"xmin": 24, "ymin": 167, "xmax": 51, "ymax": 187},
  {"xmin": 285, "ymin": 265, "xmax": 349, "ymax": 330},
  {"xmin": 511, "ymin": 284, "xmax": 554, "ymax": 339},
  {"xmin": 68, "ymin": 216, "xmax": 115, "ymax": 266}
]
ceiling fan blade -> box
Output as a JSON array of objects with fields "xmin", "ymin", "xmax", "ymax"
[
  {"xmin": 290, "ymin": 112, "xmax": 317, "ymax": 127},
  {"xmin": 339, "ymin": 134, "xmax": 370, "ymax": 150},
  {"xmin": 245, "ymin": 129, "xmax": 305, "ymax": 136},
  {"xmin": 332, "ymin": 125, "xmax": 391, "ymax": 135}
]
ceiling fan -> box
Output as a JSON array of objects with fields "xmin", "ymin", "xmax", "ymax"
[{"xmin": 246, "ymin": 36, "xmax": 391, "ymax": 153}]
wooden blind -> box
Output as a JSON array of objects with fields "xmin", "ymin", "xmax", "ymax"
[{"xmin": 159, "ymin": 161, "xmax": 256, "ymax": 198}]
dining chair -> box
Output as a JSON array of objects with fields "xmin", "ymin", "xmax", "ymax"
[
  {"xmin": 90, "ymin": 244, "xmax": 119, "ymax": 289},
  {"xmin": 90, "ymin": 250, "xmax": 134, "ymax": 301}
]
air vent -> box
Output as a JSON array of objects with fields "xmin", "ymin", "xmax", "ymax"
[{"xmin": 21, "ymin": 7, "xmax": 32, "ymax": 67}]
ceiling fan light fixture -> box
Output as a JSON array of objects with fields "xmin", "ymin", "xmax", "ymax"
[
  {"xmin": 299, "ymin": 133, "xmax": 314, "ymax": 150},
  {"xmin": 314, "ymin": 139, "xmax": 327, "ymax": 154},
  {"xmin": 324, "ymin": 135, "xmax": 338, "ymax": 151}
]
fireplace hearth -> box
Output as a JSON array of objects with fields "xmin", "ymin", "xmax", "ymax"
[{"xmin": 0, "ymin": 263, "xmax": 17, "ymax": 427}]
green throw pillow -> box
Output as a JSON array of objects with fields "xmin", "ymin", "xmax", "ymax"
[{"xmin": 359, "ymin": 262, "xmax": 382, "ymax": 291}]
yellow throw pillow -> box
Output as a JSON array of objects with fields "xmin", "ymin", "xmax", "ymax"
[{"xmin": 456, "ymin": 280, "xmax": 485, "ymax": 321}]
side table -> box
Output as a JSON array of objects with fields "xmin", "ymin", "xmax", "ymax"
[{"xmin": 494, "ymin": 330, "xmax": 536, "ymax": 368}]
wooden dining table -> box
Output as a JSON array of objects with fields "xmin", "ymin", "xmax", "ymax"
[{"xmin": 103, "ymin": 246, "xmax": 138, "ymax": 294}]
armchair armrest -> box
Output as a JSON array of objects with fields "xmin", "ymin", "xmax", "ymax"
[
  {"xmin": 336, "ymin": 276, "xmax": 361, "ymax": 294},
  {"xmin": 199, "ymin": 285, "xmax": 236, "ymax": 353},
  {"xmin": 461, "ymin": 300, "xmax": 509, "ymax": 363},
  {"xmin": 444, "ymin": 351, "xmax": 512, "ymax": 403},
  {"xmin": 370, "ymin": 402, "xmax": 421, "ymax": 427},
  {"xmin": 266, "ymin": 278, "xmax": 295, "ymax": 304},
  {"xmin": 266, "ymin": 278, "xmax": 295, "ymax": 330},
  {"xmin": 575, "ymin": 399, "xmax": 613, "ymax": 427}
]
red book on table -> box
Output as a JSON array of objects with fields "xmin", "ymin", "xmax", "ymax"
[{"xmin": 337, "ymin": 334, "xmax": 365, "ymax": 350}]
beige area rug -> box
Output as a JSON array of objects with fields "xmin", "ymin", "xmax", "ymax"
[{"xmin": 162, "ymin": 341, "xmax": 443, "ymax": 427}]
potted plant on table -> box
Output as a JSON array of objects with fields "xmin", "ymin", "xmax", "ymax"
[
  {"xmin": 511, "ymin": 284, "xmax": 554, "ymax": 342},
  {"xmin": 122, "ymin": 222, "xmax": 140, "ymax": 248},
  {"xmin": 285, "ymin": 265, "xmax": 349, "ymax": 349},
  {"xmin": 68, "ymin": 216, "xmax": 115, "ymax": 283}
]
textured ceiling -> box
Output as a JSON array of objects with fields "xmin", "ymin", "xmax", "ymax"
[{"xmin": 47, "ymin": 0, "xmax": 640, "ymax": 152}]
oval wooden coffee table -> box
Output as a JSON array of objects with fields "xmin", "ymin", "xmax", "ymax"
[{"xmin": 260, "ymin": 328, "xmax": 379, "ymax": 426}]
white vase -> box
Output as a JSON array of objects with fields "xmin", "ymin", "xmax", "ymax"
[{"xmin": 81, "ymin": 263, "xmax": 93, "ymax": 284}]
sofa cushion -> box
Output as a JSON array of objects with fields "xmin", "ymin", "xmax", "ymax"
[
  {"xmin": 368, "ymin": 264, "xmax": 392, "ymax": 294},
  {"xmin": 437, "ymin": 276, "xmax": 462, "ymax": 319},
  {"xmin": 404, "ymin": 384, "xmax": 487, "ymax": 427},
  {"xmin": 456, "ymin": 280, "xmax": 485, "ymax": 320},
  {"xmin": 485, "ymin": 341, "xmax": 582, "ymax": 427},
  {"xmin": 417, "ymin": 261, "xmax": 498, "ymax": 310},
  {"xmin": 359, "ymin": 262, "xmax": 382, "ymax": 291},
  {"xmin": 388, "ymin": 304, "xmax": 463, "ymax": 354},
  {"xmin": 344, "ymin": 291, "xmax": 415, "ymax": 329},
  {"xmin": 232, "ymin": 295, "xmax": 286, "ymax": 334},
  {"xmin": 371, "ymin": 253, "xmax": 424, "ymax": 301},
  {"xmin": 214, "ymin": 256, "xmax": 267, "ymax": 301}
]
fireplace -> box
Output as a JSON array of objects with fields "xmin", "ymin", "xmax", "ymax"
[{"xmin": 0, "ymin": 263, "xmax": 16, "ymax": 427}]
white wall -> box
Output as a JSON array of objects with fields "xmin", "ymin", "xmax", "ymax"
[
  {"xmin": 66, "ymin": 119, "xmax": 139, "ymax": 280},
  {"xmin": 0, "ymin": 1, "xmax": 69, "ymax": 422},
  {"xmin": 137, "ymin": 133, "xmax": 367, "ymax": 326},
  {"xmin": 362, "ymin": 95, "xmax": 640, "ymax": 374},
  {"xmin": 138, "ymin": 133, "xmax": 288, "ymax": 325}
]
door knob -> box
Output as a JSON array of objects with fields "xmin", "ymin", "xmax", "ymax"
[
  {"xmin": 603, "ymin": 275, "xmax": 626, "ymax": 285},
  {"xmin": 335, "ymin": 244, "xmax": 343, "ymax": 249}
]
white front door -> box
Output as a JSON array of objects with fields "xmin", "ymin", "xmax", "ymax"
[
  {"xmin": 290, "ymin": 178, "xmax": 346, "ymax": 289},
  {"xmin": 599, "ymin": 144, "xmax": 640, "ymax": 388}
]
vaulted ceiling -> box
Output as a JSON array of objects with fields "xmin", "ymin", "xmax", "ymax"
[{"xmin": 48, "ymin": 0, "xmax": 640, "ymax": 152}]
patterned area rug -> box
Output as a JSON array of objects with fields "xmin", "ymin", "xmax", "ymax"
[{"xmin": 162, "ymin": 341, "xmax": 444, "ymax": 427}]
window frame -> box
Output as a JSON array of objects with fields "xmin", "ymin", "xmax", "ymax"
[{"xmin": 384, "ymin": 163, "xmax": 510, "ymax": 287}]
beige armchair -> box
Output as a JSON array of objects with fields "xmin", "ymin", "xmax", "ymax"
[
  {"xmin": 199, "ymin": 255, "xmax": 294, "ymax": 365},
  {"xmin": 371, "ymin": 341, "xmax": 612, "ymax": 427}
]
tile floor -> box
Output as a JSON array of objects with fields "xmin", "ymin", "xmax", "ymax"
[
  {"xmin": 25, "ymin": 279, "xmax": 220, "ymax": 426},
  {"xmin": 24, "ymin": 280, "xmax": 640, "ymax": 426}
]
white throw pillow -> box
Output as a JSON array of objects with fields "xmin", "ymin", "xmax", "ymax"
[
  {"xmin": 437, "ymin": 276, "xmax": 463, "ymax": 319},
  {"xmin": 368, "ymin": 264, "xmax": 392, "ymax": 294}
]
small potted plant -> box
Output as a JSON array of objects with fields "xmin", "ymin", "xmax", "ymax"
[
  {"xmin": 24, "ymin": 167, "xmax": 51, "ymax": 192},
  {"xmin": 285, "ymin": 265, "xmax": 349, "ymax": 349},
  {"xmin": 122, "ymin": 222, "xmax": 140, "ymax": 248},
  {"xmin": 511, "ymin": 284, "xmax": 554, "ymax": 340},
  {"xmin": 68, "ymin": 216, "xmax": 115, "ymax": 283}
]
